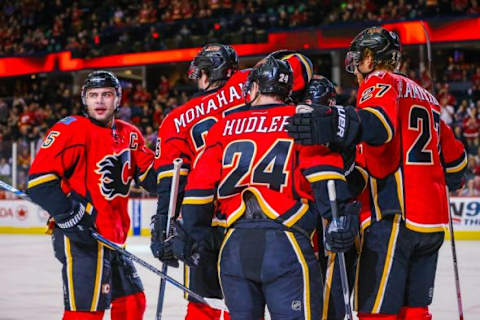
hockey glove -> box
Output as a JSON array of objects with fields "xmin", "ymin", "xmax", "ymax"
[
  {"xmin": 445, "ymin": 172, "xmax": 465, "ymax": 192},
  {"xmin": 55, "ymin": 195, "xmax": 97, "ymax": 245},
  {"xmin": 286, "ymin": 105, "xmax": 361, "ymax": 149},
  {"xmin": 325, "ymin": 201, "xmax": 360, "ymax": 252},
  {"xmin": 150, "ymin": 214, "xmax": 179, "ymax": 268},
  {"xmin": 166, "ymin": 221, "xmax": 200, "ymax": 268}
]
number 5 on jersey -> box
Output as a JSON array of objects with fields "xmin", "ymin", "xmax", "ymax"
[{"xmin": 41, "ymin": 131, "xmax": 60, "ymax": 148}]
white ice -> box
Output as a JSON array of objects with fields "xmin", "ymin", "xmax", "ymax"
[{"xmin": 1, "ymin": 234, "xmax": 479, "ymax": 319}]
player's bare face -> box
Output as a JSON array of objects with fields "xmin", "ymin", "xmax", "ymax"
[
  {"xmin": 85, "ymin": 88, "xmax": 117, "ymax": 125},
  {"xmin": 355, "ymin": 55, "xmax": 374, "ymax": 83}
]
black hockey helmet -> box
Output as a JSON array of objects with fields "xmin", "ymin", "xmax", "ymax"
[
  {"xmin": 304, "ymin": 76, "xmax": 337, "ymax": 106},
  {"xmin": 81, "ymin": 70, "xmax": 122, "ymax": 107},
  {"xmin": 345, "ymin": 27, "xmax": 401, "ymax": 74},
  {"xmin": 225, "ymin": 44, "xmax": 239, "ymax": 72},
  {"xmin": 188, "ymin": 43, "xmax": 238, "ymax": 82},
  {"xmin": 244, "ymin": 56, "xmax": 293, "ymax": 101}
]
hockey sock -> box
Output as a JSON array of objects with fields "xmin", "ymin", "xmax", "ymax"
[
  {"xmin": 357, "ymin": 312, "xmax": 398, "ymax": 320},
  {"xmin": 63, "ymin": 310, "xmax": 105, "ymax": 320},
  {"xmin": 398, "ymin": 306, "xmax": 432, "ymax": 320},
  {"xmin": 111, "ymin": 292, "xmax": 146, "ymax": 320},
  {"xmin": 185, "ymin": 301, "xmax": 225, "ymax": 320}
]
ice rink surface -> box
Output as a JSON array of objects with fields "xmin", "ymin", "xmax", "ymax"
[{"xmin": 1, "ymin": 234, "xmax": 479, "ymax": 320}]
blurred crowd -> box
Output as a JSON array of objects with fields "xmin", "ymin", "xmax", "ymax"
[{"xmin": 1, "ymin": 0, "xmax": 478, "ymax": 58}]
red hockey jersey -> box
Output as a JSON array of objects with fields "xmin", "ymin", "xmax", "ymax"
[
  {"xmin": 154, "ymin": 54, "xmax": 313, "ymax": 218},
  {"xmin": 27, "ymin": 116, "xmax": 155, "ymax": 243},
  {"xmin": 356, "ymin": 70, "xmax": 466, "ymax": 232},
  {"xmin": 181, "ymin": 104, "xmax": 349, "ymax": 242},
  {"xmin": 154, "ymin": 69, "xmax": 249, "ymax": 177}
]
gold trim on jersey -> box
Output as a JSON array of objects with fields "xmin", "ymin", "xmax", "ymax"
[
  {"xmin": 138, "ymin": 163, "xmax": 154, "ymax": 182},
  {"xmin": 372, "ymin": 214, "xmax": 401, "ymax": 313},
  {"xmin": 285, "ymin": 232, "xmax": 311, "ymax": 320},
  {"xmin": 217, "ymin": 229, "xmax": 235, "ymax": 299},
  {"xmin": 322, "ymin": 252, "xmax": 336, "ymax": 320},
  {"xmin": 356, "ymin": 166, "xmax": 369, "ymax": 193},
  {"xmin": 282, "ymin": 199, "xmax": 309, "ymax": 228},
  {"xmin": 226, "ymin": 197, "xmax": 247, "ymax": 226},
  {"xmin": 363, "ymin": 107, "xmax": 393, "ymax": 143},
  {"xmin": 184, "ymin": 265, "xmax": 190, "ymax": 300},
  {"xmin": 394, "ymin": 168, "xmax": 405, "ymax": 219},
  {"xmin": 405, "ymin": 219, "xmax": 446, "ymax": 233},
  {"xmin": 157, "ymin": 168, "xmax": 189, "ymax": 183},
  {"xmin": 354, "ymin": 233, "xmax": 365, "ymax": 312},
  {"xmin": 211, "ymin": 216, "xmax": 227, "ymax": 228},
  {"xmin": 65, "ymin": 236, "xmax": 76, "ymax": 311},
  {"xmin": 306, "ymin": 171, "xmax": 346, "ymax": 183},
  {"xmin": 182, "ymin": 195, "xmax": 214, "ymax": 205},
  {"xmin": 90, "ymin": 243, "xmax": 104, "ymax": 311},
  {"xmin": 369, "ymin": 177, "xmax": 382, "ymax": 221},
  {"xmin": 211, "ymin": 187, "xmax": 309, "ymax": 228},
  {"xmin": 360, "ymin": 217, "xmax": 371, "ymax": 234},
  {"xmin": 446, "ymin": 151, "xmax": 468, "ymax": 173},
  {"xmin": 27, "ymin": 173, "xmax": 58, "ymax": 189}
]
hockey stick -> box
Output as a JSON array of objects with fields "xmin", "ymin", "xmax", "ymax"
[
  {"xmin": 156, "ymin": 158, "xmax": 183, "ymax": 320},
  {"xmin": 0, "ymin": 179, "xmax": 227, "ymax": 312},
  {"xmin": 446, "ymin": 186, "xmax": 465, "ymax": 320},
  {"xmin": 420, "ymin": 22, "xmax": 464, "ymax": 320},
  {"xmin": 327, "ymin": 180, "xmax": 354, "ymax": 320},
  {"xmin": 89, "ymin": 232, "xmax": 227, "ymax": 311}
]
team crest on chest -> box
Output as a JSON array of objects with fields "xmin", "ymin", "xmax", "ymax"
[{"xmin": 95, "ymin": 149, "xmax": 132, "ymax": 200}]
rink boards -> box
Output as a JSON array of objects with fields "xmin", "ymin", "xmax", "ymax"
[{"xmin": 1, "ymin": 197, "xmax": 480, "ymax": 240}]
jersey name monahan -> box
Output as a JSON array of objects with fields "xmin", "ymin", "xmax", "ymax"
[{"xmin": 174, "ymin": 83, "xmax": 243, "ymax": 133}]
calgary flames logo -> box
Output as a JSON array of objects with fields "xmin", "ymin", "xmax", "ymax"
[{"xmin": 96, "ymin": 149, "xmax": 132, "ymax": 200}]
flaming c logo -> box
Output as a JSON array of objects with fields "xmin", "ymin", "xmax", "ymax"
[{"xmin": 95, "ymin": 149, "xmax": 132, "ymax": 200}]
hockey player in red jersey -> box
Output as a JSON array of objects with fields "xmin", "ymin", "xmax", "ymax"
[
  {"xmin": 302, "ymin": 76, "xmax": 359, "ymax": 320},
  {"xmin": 287, "ymin": 27, "xmax": 467, "ymax": 320},
  {"xmin": 27, "ymin": 71, "xmax": 156, "ymax": 320},
  {"xmin": 151, "ymin": 44, "xmax": 314, "ymax": 319},
  {"xmin": 151, "ymin": 43, "xmax": 240, "ymax": 320},
  {"xmin": 174, "ymin": 57, "xmax": 360, "ymax": 319}
]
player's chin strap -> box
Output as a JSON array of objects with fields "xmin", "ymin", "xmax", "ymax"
[{"xmin": 0, "ymin": 179, "xmax": 228, "ymax": 312}]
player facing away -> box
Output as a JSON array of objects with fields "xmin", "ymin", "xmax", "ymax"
[
  {"xmin": 27, "ymin": 71, "xmax": 157, "ymax": 320},
  {"xmin": 302, "ymin": 76, "xmax": 359, "ymax": 320},
  {"xmin": 287, "ymin": 27, "xmax": 467, "ymax": 320},
  {"xmin": 151, "ymin": 43, "xmax": 240, "ymax": 320},
  {"xmin": 176, "ymin": 57, "xmax": 359, "ymax": 320},
  {"xmin": 150, "ymin": 44, "xmax": 313, "ymax": 319}
]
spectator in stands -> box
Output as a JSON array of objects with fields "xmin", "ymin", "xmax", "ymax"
[
  {"xmin": 459, "ymin": 178, "xmax": 480, "ymax": 196},
  {"xmin": 455, "ymin": 101, "xmax": 469, "ymax": 127},
  {"xmin": 0, "ymin": 157, "xmax": 11, "ymax": 183},
  {"xmin": 462, "ymin": 107, "xmax": 480, "ymax": 153},
  {"xmin": 0, "ymin": 99, "xmax": 8, "ymax": 125},
  {"xmin": 118, "ymin": 104, "xmax": 132, "ymax": 122},
  {"xmin": 440, "ymin": 96, "xmax": 455, "ymax": 127},
  {"xmin": 144, "ymin": 125, "xmax": 157, "ymax": 149},
  {"xmin": 152, "ymin": 102, "xmax": 164, "ymax": 128},
  {"xmin": 158, "ymin": 75, "xmax": 170, "ymax": 96},
  {"xmin": 466, "ymin": 155, "xmax": 480, "ymax": 181}
]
